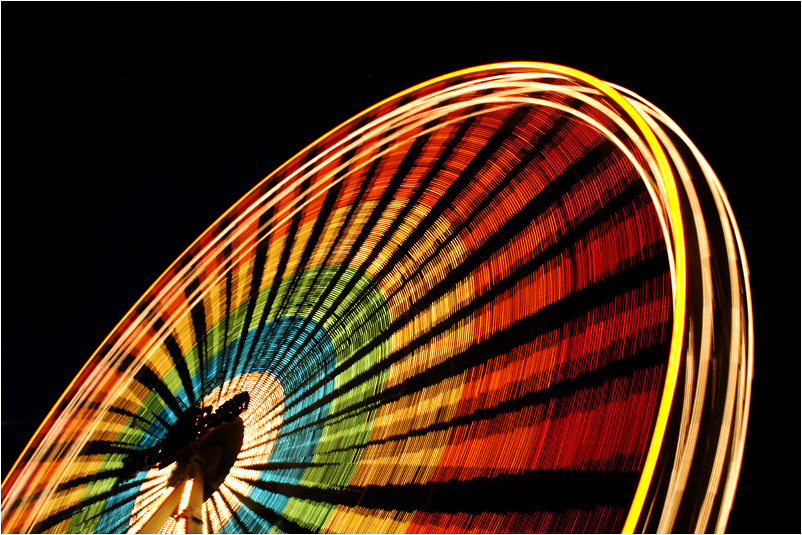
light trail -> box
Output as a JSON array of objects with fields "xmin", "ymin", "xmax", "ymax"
[{"xmin": 1, "ymin": 63, "xmax": 751, "ymax": 534}]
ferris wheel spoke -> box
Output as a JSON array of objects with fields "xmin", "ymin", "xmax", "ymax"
[
  {"xmin": 241, "ymin": 207, "xmax": 306, "ymax": 378},
  {"xmin": 228, "ymin": 485, "xmax": 311, "ymax": 534},
  {"xmin": 226, "ymin": 209, "xmax": 274, "ymax": 393},
  {"xmin": 264, "ymin": 144, "xmax": 369, "ymax": 372},
  {"xmin": 357, "ymin": 176, "xmax": 646, "ymax": 359},
  {"xmin": 271, "ymin": 131, "xmax": 624, "ymax": 419},
  {"xmin": 318, "ymin": 170, "xmax": 645, "ymax": 408},
  {"xmin": 232, "ymin": 245, "xmax": 666, "ymax": 458},
  {"xmin": 215, "ymin": 486, "xmax": 250, "ymax": 533},
  {"xmin": 79, "ymin": 439, "xmax": 139, "ymax": 458},
  {"xmin": 271, "ymin": 106, "xmax": 535, "ymax": 378},
  {"xmin": 212, "ymin": 263, "xmax": 235, "ymax": 408},
  {"xmin": 106, "ymin": 405, "xmax": 165, "ymax": 439},
  {"xmin": 272, "ymin": 242, "xmax": 666, "ymax": 439},
  {"xmin": 232, "ymin": 469, "xmax": 638, "ymax": 515},
  {"xmin": 276, "ymin": 333, "xmax": 668, "ymax": 462},
  {"xmin": 4, "ymin": 63, "xmax": 752, "ymax": 534},
  {"xmin": 345, "ymin": 103, "xmax": 577, "ymax": 300},
  {"xmin": 254, "ymin": 145, "xmax": 349, "ymax": 340},
  {"xmin": 274, "ymin": 136, "xmax": 387, "ymax": 345},
  {"xmin": 77, "ymin": 484, "xmax": 149, "ymax": 534},
  {"xmin": 238, "ymin": 460, "xmax": 338, "ymax": 472},
  {"xmin": 30, "ymin": 479, "xmax": 142, "ymax": 533},
  {"xmin": 240, "ymin": 131, "xmax": 444, "ymax": 399},
  {"xmin": 185, "ymin": 278, "xmax": 210, "ymax": 399},
  {"xmin": 205, "ymin": 492, "xmax": 227, "ymax": 533},
  {"xmin": 53, "ymin": 468, "xmax": 127, "ymax": 494},
  {"xmin": 130, "ymin": 364, "xmax": 184, "ymax": 423},
  {"xmin": 151, "ymin": 317, "xmax": 196, "ymax": 409}
]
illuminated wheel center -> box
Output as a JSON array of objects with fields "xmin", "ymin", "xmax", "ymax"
[
  {"xmin": 129, "ymin": 372, "xmax": 285, "ymax": 533},
  {"xmin": 0, "ymin": 63, "xmax": 753, "ymax": 535},
  {"xmin": 183, "ymin": 416, "xmax": 245, "ymax": 501}
]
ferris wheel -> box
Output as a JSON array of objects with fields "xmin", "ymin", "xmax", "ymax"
[{"xmin": 1, "ymin": 63, "xmax": 752, "ymax": 534}]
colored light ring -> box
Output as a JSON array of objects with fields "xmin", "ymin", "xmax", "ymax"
[
  {"xmin": 86, "ymin": 261, "xmax": 392, "ymax": 534},
  {"xmin": 607, "ymin": 84, "xmax": 753, "ymax": 533},
  {"xmin": 127, "ymin": 371, "xmax": 287, "ymax": 533},
  {"xmin": 0, "ymin": 63, "xmax": 751, "ymax": 534}
]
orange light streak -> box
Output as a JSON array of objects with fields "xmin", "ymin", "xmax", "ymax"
[{"xmin": 3, "ymin": 62, "xmax": 752, "ymax": 535}]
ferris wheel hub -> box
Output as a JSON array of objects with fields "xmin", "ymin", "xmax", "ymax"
[
  {"xmin": 170, "ymin": 417, "xmax": 245, "ymax": 501},
  {"xmin": 135, "ymin": 400, "xmax": 248, "ymax": 533}
]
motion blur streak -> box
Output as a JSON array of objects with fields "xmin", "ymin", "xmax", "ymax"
[
  {"xmin": 611, "ymin": 84, "xmax": 753, "ymax": 533},
  {"xmin": 1, "ymin": 63, "xmax": 751, "ymax": 534}
]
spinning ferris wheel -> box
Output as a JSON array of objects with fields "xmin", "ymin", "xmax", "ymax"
[{"xmin": 1, "ymin": 63, "xmax": 752, "ymax": 534}]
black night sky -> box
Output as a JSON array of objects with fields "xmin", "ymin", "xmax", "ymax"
[{"xmin": 2, "ymin": 3, "xmax": 799, "ymax": 533}]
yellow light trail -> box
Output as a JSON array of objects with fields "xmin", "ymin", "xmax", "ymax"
[{"xmin": 1, "ymin": 62, "xmax": 751, "ymax": 535}]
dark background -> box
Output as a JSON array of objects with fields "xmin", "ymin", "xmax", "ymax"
[{"xmin": 2, "ymin": 3, "xmax": 798, "ymax": 533}]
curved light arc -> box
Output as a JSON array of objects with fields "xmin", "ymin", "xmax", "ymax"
[{"xmin": 7, "ymin": 62, "xmax": 753, "ymax": 532}]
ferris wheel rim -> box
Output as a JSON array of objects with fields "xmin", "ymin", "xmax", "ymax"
[{"xmin": 4, "ymin": 62, "xmax": 743, "ymax": 535}]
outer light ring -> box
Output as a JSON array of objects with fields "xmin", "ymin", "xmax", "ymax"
[{"xmin": 2, "ymin": 63, "xmax": 702, "ymax": 534}]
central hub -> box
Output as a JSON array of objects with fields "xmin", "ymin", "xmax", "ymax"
[
  {"xmin": 176, "ymin": 416, "xmax": 245, "ymax": 500},
  {"xmin": 121, "ymin": 392, "xmax": 250, "ymax": 494}
]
